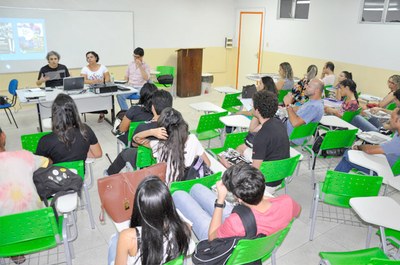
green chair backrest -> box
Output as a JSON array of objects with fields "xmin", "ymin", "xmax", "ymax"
[
  {"xmin": 156, "ymin": 66, "xmax": 175, "ymax": 77},
  {"xmin": 54, "ymin": 160, "xmax": 85, "ymax": 180},
  {"xmin": 319, "ymin": 129, "xmax": 358, "ymax": 151},
  {"xmin": 221, "ymin": 93, "xmax": 242, "ymax": 110},
  {"xmin": 378, "ymin": 228, "xmax": 400, "ymax": 248},
  {"xmin": 321, "ymin": 170, "xmax": 383, "ymax": 208},
  {"xmin": 21, "ymin": 131, "xmax": 51, "ymax": 153},
  {"xmin": 226, "ymin": 220, "xmax": 293, "ymax": 265},
  {"xmin": 163, "ymin": 255, "xmax": 184, "ymax": 265},
  {"xmin": 209, "ymin": 132, "xmax": 248, "ymax": 156},
  {"xmin": 386, "ymin": 102, "xmax": 397, "ymax": 111},
  {"xmin": 342, "ymin": 107, "xmax": 362, "ymax": 123},
  {"xmin": 195, "ymin": 111, "xmax": 228, "ymax": 134},
  {"xmin": 392, "ymin": 158, "xmax": 400, "ymax": 176},
  {"xmin": 324, "ymin": 85, "xmax": 333, "ymax": 98},
  {"xmin": 278, "ymin": 89, "xmax": 290, "ymax": 103},
  {"xmin": 0, "ymin": 207, "xmax": 59, "ymax": 257},
  {"xmin": 169, "ymin": 172, "xmax": 222, "ymax": 194},
  {"xmin": 259, "ymin": 155, "xmax": 301, "ymax": 185},
  {"xmin": 320, "ymin": 247, "xmax": 388, "ymax": 265},
  {"xmin": 127, "ymin": 121, "xmax": 144, "ymax": 147},
  {"xmin": 289, "ymin": 122, "xmax": 318, "ymax": 143},
  {"xmin": 136, "ymin": 145, "xmax": 157, "ymax": 169}
]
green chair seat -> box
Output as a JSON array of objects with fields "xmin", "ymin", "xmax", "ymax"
[
  {"xmin": 386, "ymin": 102, "xmax": 397, "ymax": 111},
  {"xmin": 169, "ymin": 172, "xmax": 222, "ymax": 194},
  {"xmin": 21, "ymin": 131, "xmax": 51, "ymax": 153},
  {"xmin": 319, "ymin": 247, "xmax": 389, "ymax": 265},
  {"xmin": 192, "ymin": 129, "xmax": 221, "ymax": 141},
  {"xmin": 136, "ymin": 145, "xmax": 157, "ymax": 169},
  {"xmin": 163, "ymin": 255, "xmax": 184, "ymax": 265}
]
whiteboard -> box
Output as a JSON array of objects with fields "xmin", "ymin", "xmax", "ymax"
[{"xmin": 0, "ymin": 7, "xmax": 134, "ymax": 73}]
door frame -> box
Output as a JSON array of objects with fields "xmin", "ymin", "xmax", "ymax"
[{"xmin": 235, "ymin": 11, "xmax": 265, "ymax": 89}]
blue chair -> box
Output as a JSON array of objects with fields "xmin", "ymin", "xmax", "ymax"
[
  {"xmin": 0, "ymin": 79, "xmax": 18, "ymax": 128},
  {"xmin": 127, "ymin": 93, "xmax": 141, "ymax": 106}
]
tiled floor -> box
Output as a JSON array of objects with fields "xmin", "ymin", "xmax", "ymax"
[{"xmin": 1, "ymin": 89, "xmax": 398, "ymax": 265}]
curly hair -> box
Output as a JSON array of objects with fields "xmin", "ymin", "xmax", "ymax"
[{"xmin": 253, "ymin": 90, "xmax": 278, "ymax": 119}]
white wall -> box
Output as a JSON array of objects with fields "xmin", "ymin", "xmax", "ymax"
[{"xmin": 256, "ymin": 0, "xmax": 398, "ymax": 71}]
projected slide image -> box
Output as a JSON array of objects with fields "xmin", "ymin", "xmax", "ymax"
[
  {"xmin": 17, "ymin": 22, "xmax": 45, "ymax": 53},
  {"xmin": 0, "ymin": 23, "xmax": 14, "ymax": 54}
]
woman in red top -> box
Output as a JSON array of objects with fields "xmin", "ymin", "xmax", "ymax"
[{"xmin": 325, "ymin": 79, "xmax": 359, "ymax": 118}]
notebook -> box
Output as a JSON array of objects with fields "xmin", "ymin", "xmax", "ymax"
[{"xmin": 63, "ymin": 77, "xmax": 84, "ymax": 92}]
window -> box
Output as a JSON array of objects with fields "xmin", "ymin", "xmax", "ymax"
[
  {"xmin": 279, "ymin": 0, "xmax": 310, "ymax": 19},
  {"xmin": 361, "ymin": 0, "xmax": 400, "ymax": 23}
]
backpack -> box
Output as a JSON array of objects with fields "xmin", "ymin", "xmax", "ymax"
[
  {"xmin": 33, "ymin": 166, "xmax": 83, "ymax": 207},
  {"xmin": 157, "ymin": 74, "xmax": 174, "ymax": 86},
  {"xmin": 181, "ymin": 155, "xmax": 213, "ymax": 181},
  {"xmin": 192, "ymin": 205, "xmax": 264, "ymax": 265}
]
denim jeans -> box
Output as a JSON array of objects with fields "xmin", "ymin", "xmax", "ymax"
[
  {"xmin": 172, "ymin": 184, "xmax": 233, "ymax": 241},
  {"xmin": 334, "ymin": 149, "xmax": 375, "ymax": 174},
  {"xmin": 350, "ymin": 115, "xmax": 379, "ymax": 132},
  {"xmin": 117, "ymin": 93, "xmax": 135, "ymax": 111}
]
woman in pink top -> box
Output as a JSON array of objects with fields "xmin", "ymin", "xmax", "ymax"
[
  {"xmin": 325, "ymin": 79, "xmax": 359, "ymax": 118},
  {"xmin": 172, "ymin": 164, "xmax": 301, "ymax": 241}
]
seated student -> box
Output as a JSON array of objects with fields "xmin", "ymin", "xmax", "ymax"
[
  {"xmin": 283, "ymin": 78, "xmax": 324, "ymax": 145},
  {"xmin": 335, "ymin": 107, "xmax": 400, "ymax": 174},
  {"xmin": 36, "ymin": 93, "xmax": 102, "ymax": 164},
  {"xmin": 36, "ymin": 51, "xmax": 70, "ymax": 87},
  {"xmin": 105, "ymin": 90, "xmax": 173, "ymax": 175},
  {"xmin": 333, "ymin": 71, "xmax": 352, "ymax": 100},
  {"xmin": 116, "ymin": 83, "xmax": 158, "ymax": 146},
  {"xmin": 324, "ymin": 79, "xmax": 359, "ymax": 118},
  {"xmin": 108, "ymin": 177, "xmax": 192, "ymax": 265},
  {"xmin": 351, "ymin": 75, "xmax": 400, "ymax": 132},
  {"xmin": 228, "ymin": 90, "xmax": 290, "ymax": 194},
  {"xmin": 172, "ymin": 164, "xmax": 301, "ymax": 241},
  {"xmin": 0, "ymin": 127, "xmax": 49, "ymax": 264},
  {"xmin": 276, "ymin": 62, "xmax": 294, "ymax": 91},
  {"xmin": 133, "ymin": 107, "xmax": 210, "ymax": 184},
  {"xmin": 320, "ymin": 61, "xmax": 336, "ymax": 86}
]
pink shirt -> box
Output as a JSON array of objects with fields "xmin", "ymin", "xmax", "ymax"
[
  {"xmin": 217, "ymin": 195, "xmax": 300, "ymax": 238},
  {"xmin": 125, "ymin": 61, "xmax": 150, "ymax": 87}
]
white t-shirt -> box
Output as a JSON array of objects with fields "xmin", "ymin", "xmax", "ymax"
[
  {"xmin": 150, "ymin": 134, "xmax": 205, "ymax": 184},
  {"xmin": 81, "ymin": 64, "xmax": 108, "ymax": 81},
  {"xmin": 322, "ymin": 74, "xmax": 335, "ymax": 86}
]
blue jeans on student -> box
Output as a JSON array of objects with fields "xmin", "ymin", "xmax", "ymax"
[
  {"xmin": 107, "ymin": 233, "xmax": 119, "ymax": 265},
  {"xmin": 350, "ymin": 115, "xmax": 380, "ymax": 132},
  {"xmin": 117, "ymin": 86, "xmax": 142, "ymax": 110},
  {"xmin": 172, "ymin": 184, "xmax": 233, "ymax": 241},
  {"xmin": 334, "ymin": 150, "xmax": 375, "ymax": 174}
]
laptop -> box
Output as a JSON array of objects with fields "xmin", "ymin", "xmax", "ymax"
[{"xmin": 63, "ymin": 77, "xmax": 84, "ymax": 92}]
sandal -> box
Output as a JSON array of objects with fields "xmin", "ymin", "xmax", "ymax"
[
  {"xmin": 11, "ymin": 255, "xmax": 26, "ymax": 264},
  {"xmin": 98, "ymin": 113, "xmax": 105, "ymax": 123}
]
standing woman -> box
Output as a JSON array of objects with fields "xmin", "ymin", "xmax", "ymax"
[
  {"xmin": 35, "ymin": 93, "xmax": 102, "ymax": 164},
  {"xmin": 276, "ymin": 62, "xmax": 294, "ymax": 91},
  {"xmin": 325, "ymin": 79, "xmax": 359, "ymax": 118},
  {"xmin": 36, "ymin": 51, "xmax": 70, "ymax": 87},
  {"xmin": 81, "ymin": 51, "xmax": 110, "ymax": 122}
]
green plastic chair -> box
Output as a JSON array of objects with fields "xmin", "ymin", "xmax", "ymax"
[
  {"xmin": 154, "ymin": 66, "xmax": 175, "ymax": 88},
  {"xmin": 190, "ymin": 111, "xmax": 228, "ymax": 147},
  {"xmin": 259, "ymin": 155, "xmax": 301, "ymax": 193},
  {"xmin": 54, "ymin": 160, "xmax": 95, "ymax": 229},
  {"xmin": 392, "ymin": 158, "xmax": 400, "ymax": 176},
  {"xmin": 289, "ymin": 122, "xmax": 318, "ymax": 146},
  {"xmin": 163, "ymin": 255, "xmax": 184, "ymax": 265},
  {"xmin": 324, "ymin": 85, "xmax": 333, "ymax": 98},
  {"xmin": 221, "ymin": 93, "xmax": 242, "ymax": 113},
  {"xmin": 342, "ymin": 107, "xmax": 362, "ymax": 123},
  {"xmin": 319, "ymin": 247, "xmax": 392, "ymax": 265},
  {"xmin": 169, "ymin": 172, "xmax": 222, "ymax": 194},
  {"xmin": 386, "ymin": 102, "xmax": 397, "ymax": 111},
  {"xmin": 376, "ymin": 227, "xmax": 400, "ymax": 250},
  {"xmin": 0, "ymin": 207, "xmax": 73, "ymax": 265},
  {"xmin": 226, "ymin": 220, "xmax": 294, "ymax": 265},
  {"xmin": 136, "ymin": 145, "xmax": 157, "ymax": 169},
  {"xmin": 278, "ymin": 89, "xmax": 290, "ymax": 104},
  {"xmin": 117, "ymin": 121, "xmax": 144, "ymax": 153},
  {"xmin": 20, "ymin": 131, "xmax": 51, "ymax": 153},
  {"xmin": 309, "ymin": 170, "xmax": 383, "ymax": 241},
  {"xmin": 208, "ymin": 132, "xmax": 248, "ymax": 157}
]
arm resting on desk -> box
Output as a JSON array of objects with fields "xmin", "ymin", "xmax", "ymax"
[{"xmin": 356, "ymin": 144, "xmax": 385, "ymax": 155}]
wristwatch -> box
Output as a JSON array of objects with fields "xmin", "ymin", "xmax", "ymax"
[{"xmin": 214, "ymin": 199, "xmax": 226, "ymax": 208}]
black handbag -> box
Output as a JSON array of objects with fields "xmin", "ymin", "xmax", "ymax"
[{"xmin": 242, "ymin": 84, "xmax": 257, "ymax": 99}]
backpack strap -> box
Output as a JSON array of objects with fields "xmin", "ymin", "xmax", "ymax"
[{"xmin": 231, "ymin": 204, "xmax": 257, "ymax": 238}]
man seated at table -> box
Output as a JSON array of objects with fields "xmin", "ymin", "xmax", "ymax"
[
  {"xmin": 335, "ymin": 108, "xmax": 400, "ymax": 174},
  {"xmin": 283, "ymin": 78, "xmax": 324, "ymax": 145},
  {"xmin": 0, "ymin": 127, "xmax": 49, "ymax": 264},
  {"xmin": 117, "ymin": 47, "xmax": 151, "ymax": 111},
  {"xmin": 105, "ymin": 90, "xmax": 173, "ymax": 174},
  {"xmin": 222, "ymin": 90, "xmax": 290, "ymax": 194}
]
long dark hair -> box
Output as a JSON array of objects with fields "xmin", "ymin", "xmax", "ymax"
[
  {"xmin": 340, "ymin": 79, "xmax": 358, "ymax": 103},
  {"xmin": 261, "ymin": 76, "xmax": 278, "ymax": 95},
  {"xmin": 51, "ymin": 93, "xmax": 87, "ymax": 148},
  {"xmin": 130, "ymin": 176, "xmax": 190, "ymax": 265},
  {"xmin": 138, "ymin": 83, "xmax": 157, "ymax": 112},
  {"xmin": 157, "ymin": 108, "xmax": 189, "ymax": 183}
]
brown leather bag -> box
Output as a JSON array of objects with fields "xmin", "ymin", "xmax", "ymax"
[{"xmin": 97, "ymin": 163, "xmax": 166, "ymax": 223}]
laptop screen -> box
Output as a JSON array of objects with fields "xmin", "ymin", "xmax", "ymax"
[{"xmin": 63, "ymin": 77, "xmax": 84, "ymax": 91}]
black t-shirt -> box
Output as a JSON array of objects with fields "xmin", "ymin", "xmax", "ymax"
[
  {"xmin": 36, "ymin": 124, "xmax": 98, "ymax": 164},
  {"xmin": 125, "ymin": 105, "xmax": 153, "ymax": 123},
  {"xmin": 133, "ymin": 121, "xmax": 158, "ymax": 141},
  {"xmin": 37, "ymin": 64, "xmax": 70, "ymax": 87},
  {"xmin": 252, "ymin": 117, "xmax": 290, "ymax": 187}
]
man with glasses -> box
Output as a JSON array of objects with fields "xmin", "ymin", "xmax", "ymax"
[{"xmin": 117, "ymin": 47, "xmax": 151, "ymax": 110}]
